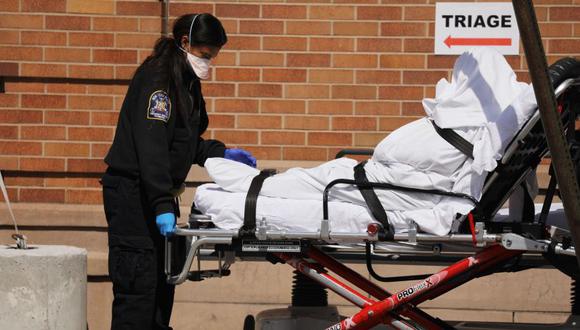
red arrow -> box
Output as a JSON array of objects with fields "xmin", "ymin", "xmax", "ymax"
[{"xmin": 444, "ymin": 35, "xmax": 512, "ymax": 48}]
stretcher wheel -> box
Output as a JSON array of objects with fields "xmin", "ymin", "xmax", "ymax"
[{"xmin": 243, "ymin": 315, "xmax": 255, "ymax": 330}]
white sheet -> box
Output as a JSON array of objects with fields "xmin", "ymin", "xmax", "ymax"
[{"xmin": 195, "ymin": 48, "xmax": 538, "ymax": 236}]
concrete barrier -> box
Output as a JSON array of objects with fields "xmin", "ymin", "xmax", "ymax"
[{"xmin": 0, "ymin": 245, "xmax": 87, "ymax": 330}]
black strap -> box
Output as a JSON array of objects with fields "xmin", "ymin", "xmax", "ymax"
[
  {"xmin": 240, "ymin": 169, "xmax": 277, "ymax": 236},
  {"xmin": 430, "ymin": 120, "xmax": 474, "ymax": 159},
  {"xmin": 521, "ymin": 182, "xmax": 535, "ymax": 222},
  {"xmin": 354, "ymin": 161, "xmax": 393, "ymax": 239},
  {"xmin": 539, "ymin": 166, "xmax": 558, "ymax": 225}
]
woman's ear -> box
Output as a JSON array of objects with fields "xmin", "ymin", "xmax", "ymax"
[{"xmin": 180, "ymin": 36, "xmax": 189, "ymax": 49}]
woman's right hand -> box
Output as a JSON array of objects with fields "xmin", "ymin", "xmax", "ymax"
[
  {"xmin": 224, "ymin": 148, "xmax": 257, "ymax": 167},
  {"xmin": 156, "ymin": 212, "xmax": 176, "ymax": 236}
]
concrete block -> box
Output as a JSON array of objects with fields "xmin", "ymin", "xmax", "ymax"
[{"xmin": 0, "ymin": 245, "xmax": 87, "ymax": 330}]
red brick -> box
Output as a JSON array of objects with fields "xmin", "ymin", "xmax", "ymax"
[
  {"xmin": 46, "ymin": 15, "xmax": 90, "ymax": 30},
  {"xmin": 334, "ymin": 54, "xmax": 378, "ymax": 68},
  {"xmin": 286, "ymin": 85, "xmax": 330, "ymax": 99},
  {"xmin": 46, "ymin": 83, "xmax": 89, "ymax": 94},
  {"xmin": 67, "ymin": 159, "xmax": 106, "ymax": 172},
  {"xmin": 20, "ymin": 188, "xmax": 65, "ymax": 203},
  {"xmin": 68, "ymin": 127, "xmax": 114, "ymax": 141},
  {"xmin": 69, "ymin": 95, "xmax": 114, "ymax": 110},
  {"xmin": 357, "ymin": 6, "xmax": 401, "ymax": 20},
  {"xmin": 402, "ymin": 101, "xmax": 425, "ymax": 116},
  {"xmin": 207, "ymin": 114, "xmax": 235, "ymax": 128},
  {"xmin": 3, "ymin": 177, "xmax": 44, "ymax": 187},
  {"xmin": 1, "ymin": 0, "xmax": 19, "ymax": 11},
  {"xmin": 354, "ymin": 133, "xmax": 385, "ymax": 147},
  {"xmin": 403, "ymin": 70, "xmax": 447, "ymax": 84},
  {"xmin": 21, "ymin": 63, "xmax": 67, "ymax": 78},
  {"xmin": 332, "ymin": 85, "xmax": 377, "ymax": 99},
  {"xmin": 0, "ymin": 94, "xmax": 19, "ymax": 108},
  {"xmin": 263, "ymin": 69, "xmax": 307, "ymax": 83},
  {"xmin": 115, "ymin": 33, "xmax": 158, "ymax": 49},
  {"xmin": 0, "ymin": 141, "xmax": 42, "ymax": 155},
  {"xmin": 91, "ymin": 112, "xmax": 119, "ymax": 126},
  {"xmin": 240, "ymin": 53, "xmax": 284, "ymax": 67},
  {"xmin": 381, "ymin": 55, "xmax": 426, "ymax": 68},
  {"xmin": 379, "ymin": 86, "xmax": 423, "ymax": 100},
  {"xmin": 379, "ymin": 116, "xmax": 417, "ymax": 131},
  {"xmin": 310, "ymin": 6, "xmax": 355, "ymax": 20},
  {"xmin": 44, "ymin": 47, "xmax": 91, "ymax": 63},
  {"xmin": 216, "ymin": 68, "xmax": 260, "ymax": 82},
  {"xmin": 263, "ymin": 5, "xmax": 307, "ymax": 18},
  {"xmin": 404, "ymin": 6, "xmax": 435, "ymax": 20},
  {"xmin": 212, "ymin": 52, "xmax": 236, "ymax": 67},
  {"xmin": 286, "ymin": 21, "xmax": 331, "ymax": 35},
  {"xmin": 0, "ymin": 187, "xmax": 18, "ymax": 201},
  {"xmin": 356, "ymin": 70, "xmax": 400, "ymax": 84},
  {"xmin": 283, "ymin": 147, "xmax": 327, "ymax": 161},
  {"xmin": 168, "ymin": 3, "xmax": 213, "ymax": 15},
  {"xmin": 45, "ymin": 111, "xmax": 91, "ymax": 125},
  {"xmin": 22, "ymin": 0, "xmax": 66, "ymax": 12},
  {"xmin": 382, "ymin": 22, "xmax": 427, "ymax": 36},
  {"xmin": 213, "ymin": 130, "xmax": 258, "ymax": 144},
  {"xmin": 91, "ymin": 143, "xmax": 111, "ymax": 158},
  {"xmin": 357, "ymin": 38, "xmax": 402, "ymax": 52},
  {"xmin": 263, "ymin": 37, "xmax": 308, "ymax": 51},
  {"xmin": 115, "ymin": 65, "xmax": 139, "ymax": 80},
  {"xmin": 239, "ymin": 84, "xmax": 282, "ymax": 98},
  {"xmin": 216, "ymin": 4, "xmax": 259, "ymax": 18},
  {"xmin": 69, "ymin": 33, "xmax": 114, "ymax": 47},
  {"xmin": 138, "ymin": 17, "xmax": 160, "ymax": 33},
  {"xmin": 0, "ymin": 62, "xmax": 19, "ymax": 76},
  {"xmin": 333, "ymin": 22, "xmax": 379, "ymax": 36},
  {"xmin": 262, "ymin": 131, "xmax": 305, "ymax": 145},
  {"xmin": 69, "ymin": 65, "xmax": 115, "ymax": 79},
  {"xmin": 309, "ymin": 132, "xmax": 352, "ymax": 146},
  {"xmin": 355, "ymin": 101, "xmax": 401, "ymax": 116},
  {"xmin": 0, "ymin": 31, "xmax": 19, "ymax": 44},
  {"xmin": 226, "ymin": 36, "xmax": 261, "ymax": 51},
  {"xmin": 240, "ymin": 20, "xmax": 284, "ymax": 35},
  {"xmin": 0, "ymin": 157, "xmax": 18, "ymax": 171},
  {"xmin": 550, "ymin": 7, "xmax": 580, "ymax": 21},
  {"xmin": 93, "ymin": 49, "xmax": 138, "ymax": 64},
  {"xmin": 20, "ymin": 158, "xmax": 65, "ymax": 171},
  {"xmin": 539, "ymin": 23, "xmax": 573, "ymax": 37},
  {"xmin": 66, "ymin": 189, "xmax": 102, "ymax": 204},
  {"xmin": 284, "ymin": 116, "xmax": 329, "ymax": 130},
  {"xmin": 0, "ymin": 110, "xmax": 42, "ymax": 123},
  {"xmin": 220, "ymin": 19, "xmax": 238, "ymax": 34},
  {"xmin": 21, "ymin": 31, "xmax": 66, "ymax": 46},
  {"xmin": 45, "ymin": 143, "xmax": 90, "ymax": 157},
  {"xmin": 5, "ymin": 82, "xmax": 44, "ymax": 93},
  {"xmin": 0, "ymin": 14, "xmax": 43, "ymax": 29},
  {"xmin": 21, "ymin": 95, "xmax": 66, "ymax": 109},
  {"xmin": 309, "ymin": 69, "xmax": 354, "ymax": 83},
  {"xmin": 308, "ymin": 100, "xmax": 353, "ymax": 115},
  {"xmin": 22, "ymin": 126, "xmax": 66, "ymax": 140},
  {"xmin": 214, "ymin": 99, "xmax": 259, "ymax": 113},
  {"xmin": 0, "ymin": 47, "xmax": 42, "ymax": 61},
  {"xmin": 93, "ymin": 17, "xmax": 139, "ymax": 32},
  {"xmin": 549, "ymin": 39, "xmax": 580, "ymax": 54},
  {"xmin": 261, "ymin": 100, "xmax": 306, "ymax": 114},
  {"xmin": 310, "ymin": 38, "xmax": 355, "ymax": 52},
  {"xmin": 287, "ymin": 54, "xmax": 331, "ymax": 67},
  {"xmin": 116, "ymin": 1, "xmax": 160, "ymax": 16},
  {"xmin": 202, "ymin": 83, "xmax": 235, "ymax": 97},
  {"xmin": 242, "ymin": 146, "xmax": 281, "ymax": 160},
  {"xmin": 332, "ymin": 117, "xmax": 377, "ymax": 131},
  {"xmin": 238, "ymin": 115, "xmax": 282, "ymax": 129},
  {"xmin": 404, "ymin": 38, "xmax": 434, "ymax": 52},
  {"xmin": 427, "ymin": 55, "xmax": 456, "ymax": 69},
  {"xmin": 0, "ymin": 126, "xmax": 17, "ymax": 139}
]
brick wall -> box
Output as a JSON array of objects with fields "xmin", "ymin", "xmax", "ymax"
[{"xmin": 0, "ymin": 0, "xmax": 579, "ymax": 204}]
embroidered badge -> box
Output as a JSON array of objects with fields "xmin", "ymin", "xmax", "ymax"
[{"xmin": 147, "ymin": 90, "xmax": 171, "ymax": 122}]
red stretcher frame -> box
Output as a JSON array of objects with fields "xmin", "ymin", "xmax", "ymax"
[{"xmin": 274, "ymin": 242, "xmax": 523, "ymax": 330}]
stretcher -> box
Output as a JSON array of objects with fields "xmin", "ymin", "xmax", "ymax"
[{"xmin": 165, "ymin": 57, "xmax": 580, "ymax": 330}]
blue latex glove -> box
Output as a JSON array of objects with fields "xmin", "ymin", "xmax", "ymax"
[
  {"xmin": 224, "ymin": 148, "xmax": 257, "ymax": 167},
  {"xmin": 156, "ymin": 212, "xmax": 175, "ymax": 237}
]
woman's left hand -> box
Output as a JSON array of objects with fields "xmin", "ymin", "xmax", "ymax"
[{"xmin": 224, "ymin": 148, "xmax": 257, "ymax": 167}]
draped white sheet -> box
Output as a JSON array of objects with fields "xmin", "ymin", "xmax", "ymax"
[{"xmin": 194, "ymin": 48, "xmax": 538, "ymax": 236}]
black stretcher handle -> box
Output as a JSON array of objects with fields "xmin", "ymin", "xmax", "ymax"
[{"xmin": 335, "ymin": 149, "xmax": 374, "ymax": 159}]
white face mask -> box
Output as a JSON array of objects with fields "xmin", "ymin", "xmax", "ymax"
[{"xmin": 184, "ymin": 50, "xmax": 210, "ymax": 80}]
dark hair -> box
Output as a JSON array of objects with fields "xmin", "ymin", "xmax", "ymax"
[{"xmin": 142, "ymin": 13, "xmax": 227, "ymax": 116}]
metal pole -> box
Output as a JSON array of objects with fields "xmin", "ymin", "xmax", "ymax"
[
  {"xmin": 512, "ymin": 0, "xmax": 580, "ymax": 267},
  {"xmin": 161, "ymin": 0, "xmax": 170, "ymax": 37}
]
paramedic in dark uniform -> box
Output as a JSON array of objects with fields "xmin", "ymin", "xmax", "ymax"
[{"xmin": 101, "ymin": 13, "xmax": 256, "ymax": 330}]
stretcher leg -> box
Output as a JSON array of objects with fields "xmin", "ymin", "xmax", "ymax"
[{"xmin": 326, "ymin": 244, "xmax": 523, "ymax": 330}]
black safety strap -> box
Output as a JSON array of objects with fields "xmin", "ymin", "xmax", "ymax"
[
  {"xmin": 521, "ymin": 182, "xmax": 535, "ymax": 222},
  {"xmin": 430, "ymin": 120, "xmax": 474, "ymax": 159},
  {"xmin": 539, "ymin": 166, "xmax": 557, "ymax": 225},
  {"xmin": 240, "ymin": 169, "xmax": 277, "ymax": 237},
  {"xmin": 354, "ymin": 161, "xmax": 394, "ymax": 239}
]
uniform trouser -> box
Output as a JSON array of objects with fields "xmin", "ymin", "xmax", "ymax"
[{"xmin": 102, "ymin": 171, "xmax": 175, "ymax": 330}]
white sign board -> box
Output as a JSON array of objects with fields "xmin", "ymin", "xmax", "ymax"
[{"xmin": 434, "ymin": 2, "xmax": 520, "ymax": 55}]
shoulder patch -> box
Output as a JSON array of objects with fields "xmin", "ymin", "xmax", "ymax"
[{"xmin": 147, "ymin": 90, "xmax": 171, "ymax": 122}]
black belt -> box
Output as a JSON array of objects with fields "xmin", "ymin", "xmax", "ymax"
[
  {"xmin": 240, "ymin": 169, "xmax": 277, "ymax": 237},
  {"xmin": 430, "ymin": 120, "xmax": 474, "ymax": 159},
  {"xmin": 354, "ymin": 161, "xmax": 394, "ymax": 240}
]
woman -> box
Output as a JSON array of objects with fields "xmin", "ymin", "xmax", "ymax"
[{"xmin": 101, "ymin": 13, "xmax": 255, "ymax": 329}]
